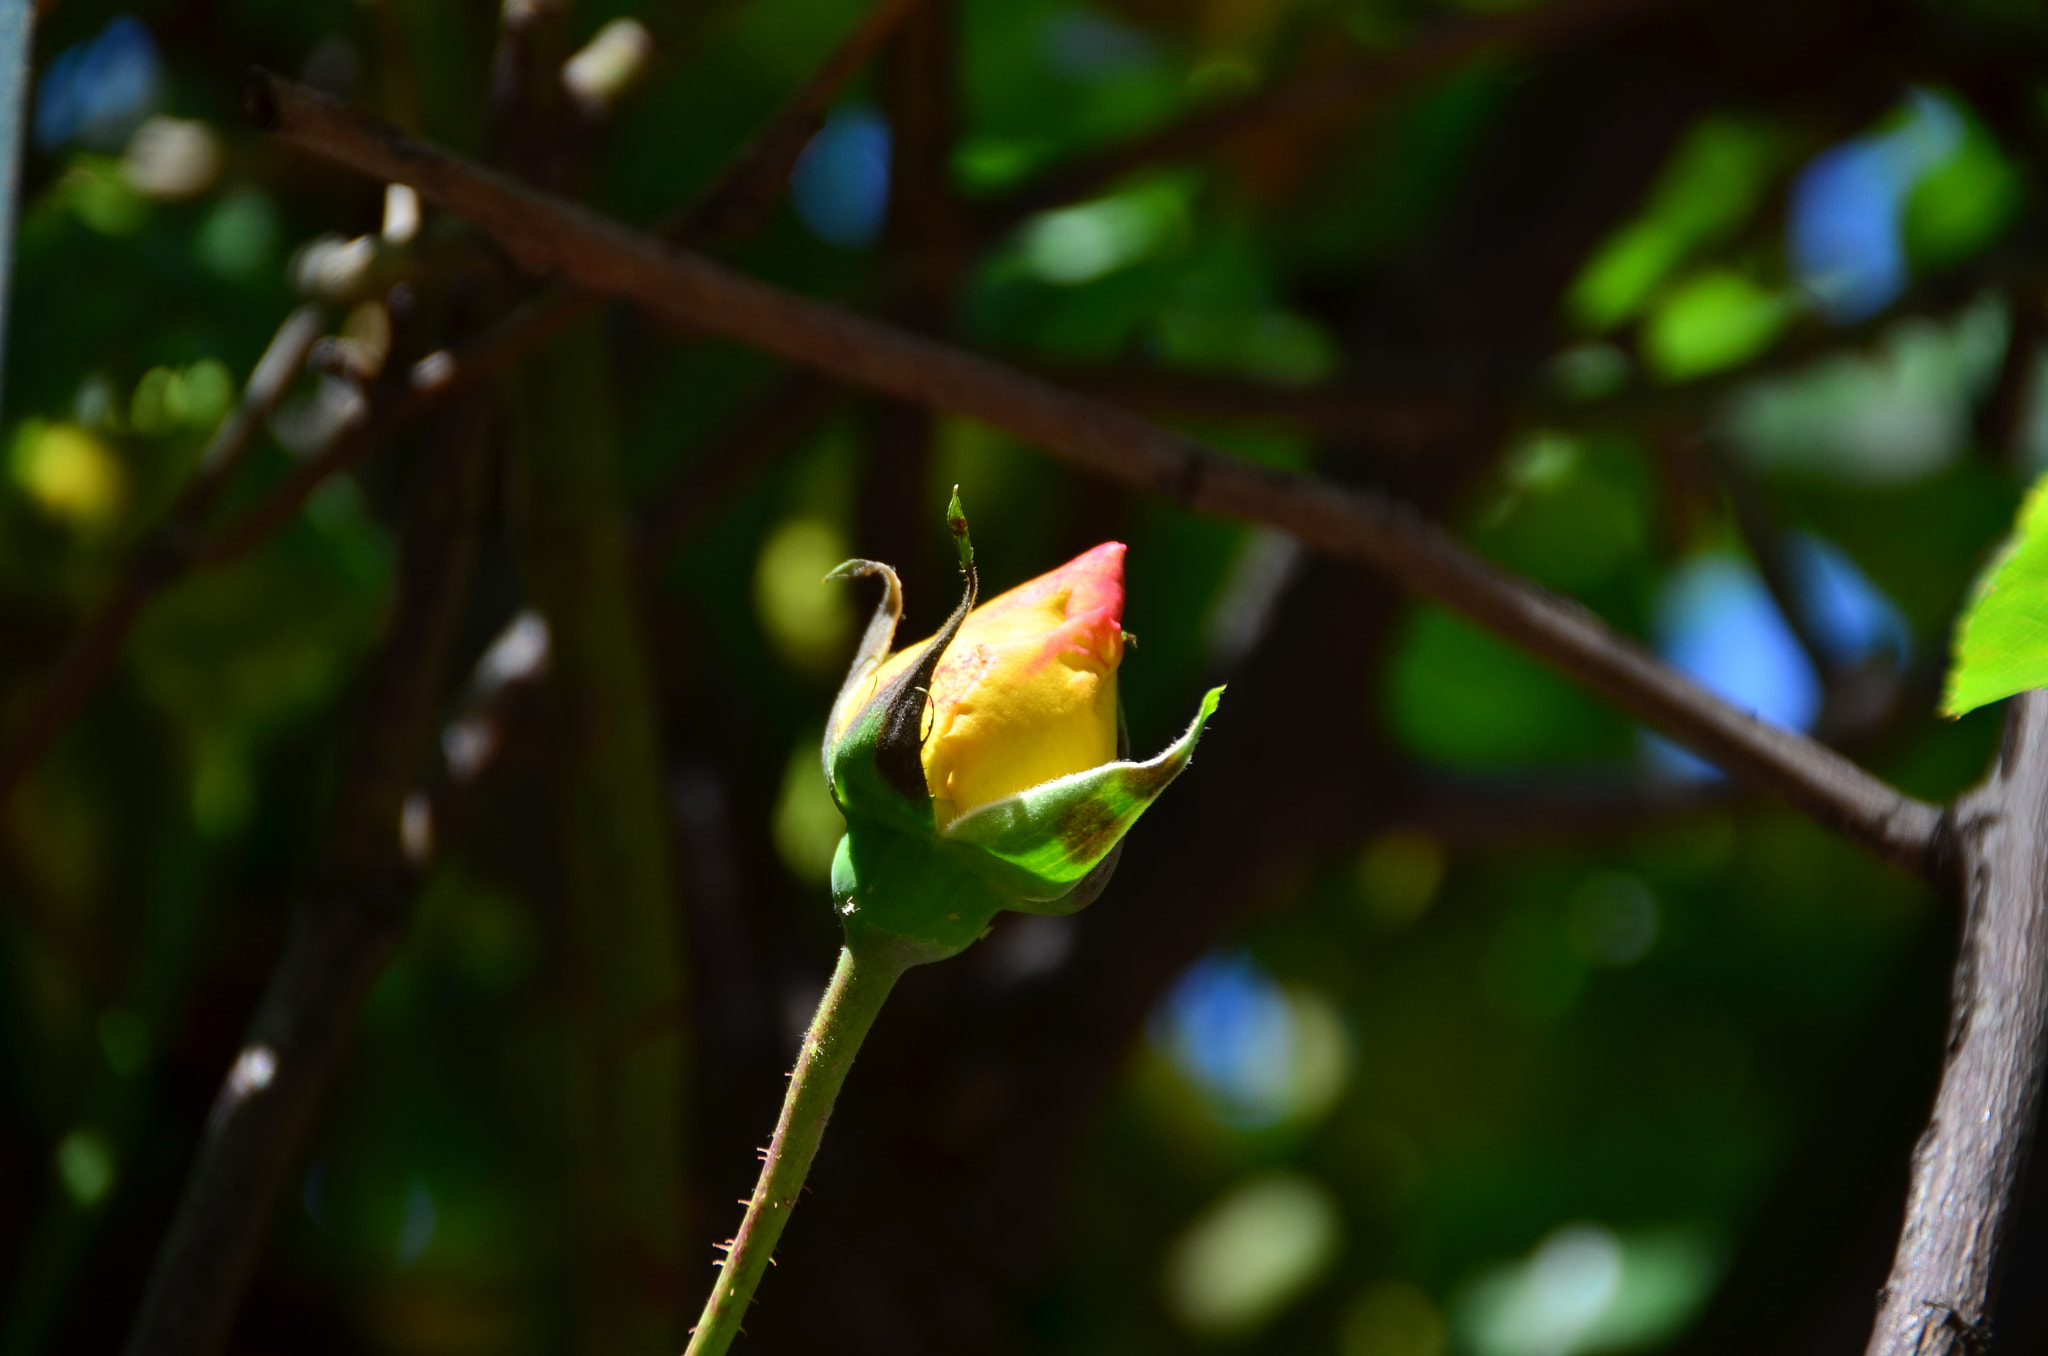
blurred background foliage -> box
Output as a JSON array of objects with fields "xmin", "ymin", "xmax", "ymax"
[{"xmin": 3, "ymin": 0, "xmax": 2048, "ymax": 1353}]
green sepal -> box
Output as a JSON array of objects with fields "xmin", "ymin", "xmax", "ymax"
[
  {"xmin": 830, "ymin": 825, "xmax": 1011, "ymax": 966},
  {"xmin": 942, "ymin": 686, "xmax": 1224, "ymax": 902},
  {"xmin": 830, "ymin": 693, "xmax": 936, "ymax": 837},
  {"xmin": 821, "ymin": 490, "xmax": 980, "ymax": 806},
  {"xmin": 821, "ymin": 558, "xmax": 904, "ymax": 780},
  {"xmin": 816, "ymin": 499, "xmax": 1219, "ymax": 965}
]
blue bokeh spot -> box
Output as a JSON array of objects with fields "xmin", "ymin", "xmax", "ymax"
[
  {"xmin": 1152, "ymin": 950, "xmax": 1294, "ymax": 1125},
  {"xmin": 34, "ymin": 14, "xmax": 162, "ymax": 152},
  {"xmin": 791, "ymin": 106, "xmax": 891, "ymax": 250},
  {"xmin": 1784, "ymin": 531, "xmax": 1912, "ymax": 669},
  {"xmin": 1788, "ymin": 90, "xmax": 1963, "ymax": 324},
  {"xmin": 1646, "ymin": 554, "xmax": 1821, "ymax": 780}
]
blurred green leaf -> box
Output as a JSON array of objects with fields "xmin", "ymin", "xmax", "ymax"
[
  {"xmin": 1642, "ymin": 269, "xmax": 1794, "ymax": 382},
  {"xmin": 1904, "ymin": 113, "xmax": 2024, "ymax": 270},
  {"xmin": 1385, "ymin": 607, "xmax": 1632, "ymax": 767},
  {"xmin": 1568, "ymin": 117, "xmax": 1786, "ymax": 333}
]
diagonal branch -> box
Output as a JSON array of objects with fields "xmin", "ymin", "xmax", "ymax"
[
  {"xmin": 0, "ymin": 0, "xmax": 928, "ymax": 818},
  {"xmin": 248, "ymin": 69, "xmax": 1942, "ymax": 876},
  {"xmin": 974, "ymin": 0, "xmax": 1681, "ymax": 234}
]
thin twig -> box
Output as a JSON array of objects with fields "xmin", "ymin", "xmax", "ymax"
[
  {"xmin": 108, "ymin": 9, "xmax": 934, "ymax": 1347},
  {"xmin": 1024, "ymin": 249, "xmax": 2031, "ymax": 451},
  {"xmin": 190, "ymin": 310, "xmax": 552, "ymax": 567},
  {"xmin": 250, "ymin": 69, "xmax": 1944, "ymax": 875},
  {"xmin": 1032, "ymin": 362, "xmax": 1483, "ymax": 451},
  {"xmin": 119, "ymin": 398, "xmax": 492, "ymax": 1356},
  {"xmin": 409, "ymin": 0, "xmax": 939, "ymax": 369},
  {"xmin": 1394, "ymin": 773, "xmax": 1739, "ymax": 850},
  {"xmin": 1863, "ymin": 692, "xmax": 2048, "ymax": 1356},
  {"xmin": 2, "ymin": 0, "xmax": 931, "ymax": 813},
  {"xmin": 973, "ymin": 0, "xmax": 1681, "ymax": 235},
  {"xmin": 0, "ymin": 306, "xmax": 323, "ymax": 809},
  {"xmin": 684, "ymin": 0, "xmax": 930, "ymax": 244}
]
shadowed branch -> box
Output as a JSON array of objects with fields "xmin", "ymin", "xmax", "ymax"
[{"xmin": 248, "ymin": 67, "xmax": 1942, "ymax": 876}]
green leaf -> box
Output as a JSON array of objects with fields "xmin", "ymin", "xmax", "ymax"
[
  {"xmin": 1904, "ymin": 116, "xmax": 2024, "ymax": 271},
  {"xmin": 1642, "ymin": 269, "xmax": 1794, "ymax": 382},
  {"xmin": 1567, "ymin": 117, "xmax": 1785, "ymax": 332},
  {"xmin": 1944, "ymin": 477, "xmax": 2048, "ymax": 716},
  {"xmin": 943, "ymin": 686, "xmax": 1223, "ymax": 891}
]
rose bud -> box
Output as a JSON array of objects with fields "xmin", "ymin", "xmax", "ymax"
[{"xmin": 822, "ymin": 490, "xmax": 1222, "ymax": 965}]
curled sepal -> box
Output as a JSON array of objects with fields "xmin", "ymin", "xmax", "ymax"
[
  {"xmin": 822, "ymin": 559, "xmax": 903, "ymax": 779},
  {"xmin": 870, "ymin": 492, "xmax": 979, "ymax": 802},
  {"xmin": 944, "ymin": 686, "xmax": 1223, "ymax": 904}
]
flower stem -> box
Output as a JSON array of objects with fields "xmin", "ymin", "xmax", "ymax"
[{"xmin": 684, "ymin": 944, "xmax": 904, "ymax": 1356}]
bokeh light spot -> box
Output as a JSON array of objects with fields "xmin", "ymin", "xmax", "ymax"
[
  {"xmin": 791, "ymin": 106, "xmax": 891, "ymax": 249},
  {"xmin": 1455, "ymin": 1222, "xmax": 1724, "ymax": 1356},
  {"xmin": 122, "ymin": 117, "xmax": 221, "ymax": 200},
  {"xmin": 1643, "ymin": 269, "xmax": 1793, "ymax": 381},
  {"xmin": 1784, "ymin": 531, "xmax": 1912, "ymax": 668},
  {"xmin": 755, "ymin": 517, "xmax": 854, "ymax": 671},
  {"xmin": 197, "ymin": 189, "xmax": 283, "ymax": 282},
  {"xmin": 10, "ymin": 420, "xmax": 124, "ymax": 525},
  {"xmin": 1789, "ymin": 91, "xmax": 1964, "ymax": 324},
  {"xmin": 1357, "ymin": 830, "xmax": 1447, "ymax": 930},
  {"xmin": 1162, "ymin": 1171, "xmax": 1341, "ymax": 1337},
  {"xmin": 55, "ymin": 1127, "xmax": 117, "ymax": 1207},
  {"xmin": 34, "ymin": 15, "xmax": 162, "ymax": 152},
  {"xmin": 1019, "ymin": 184, "xmax": 1186, "ymax": 285},
  {"xmin": 1152, "ymin": 951, "xmax": 1351, "ymax": 1127},
  {"xmin": 131, "ymin": 365, "xmax": 189, "ymax": 435},
  {"xmin": 1645, "ymin": 555, "xmax": 1819, "ymax": 780}
]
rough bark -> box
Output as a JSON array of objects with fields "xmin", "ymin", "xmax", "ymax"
[{"xmin": 1863, "ymin": 690, "xmax": 2048, "ymax": 1356}]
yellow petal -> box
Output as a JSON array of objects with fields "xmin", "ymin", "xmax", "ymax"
[{"xmin": 840, "ymin": 543, "xmax": 1126, "ymax": 823}]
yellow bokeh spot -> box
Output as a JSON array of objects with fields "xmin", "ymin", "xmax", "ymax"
[
  {"xmin": 11, "ymin": 421, "xmax": 124, "ymax": 526},
  {"xmin": 755, "ymin": 517, "xmax": 854, "ymax": 673}
]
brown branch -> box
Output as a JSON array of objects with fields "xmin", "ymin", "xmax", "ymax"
[
  {"xmin": 105, "ymin": 11, "xmax": 937, "ymax": 1333},
  {"xmin": 1863, "ymin": 692, "xmax": 2048, "ymax": 1356},
  {"xmin": 974, "ymin": 0, "xmax": 1681, "ymax": 234},
  {"xmin": 1395, "ymin": 774, "xmax": 1738, "ymax": 850},
  {"xmin": 1033, "ymin": 362, "xmax": 1484, "ymax": 451},
  {"xmin": 189, "ymin": 306, "xmax": 562, "ymax": 568},
  {"xmin": 188, "ymin": 0, "xmax": 931, "ymax": 561},
  {"xmin": 208, "ymin": 0, "xmax": 932, "ymax": 564},
  {"xmin": 1030, "ymin": 248, "xmax": 2031, "ymax": 454},
  {"xmin": 410, "ymin": 0, "xmax": 937, "ymax": 369},
  {"xmin": 1713, "ymin": 439, "xmax": 1835, "ymax": 679},
  {"xmin": 0, "ymin": 306, "xmax": 323, "ymax": 810},
  {"xmin": 119, "ymin": 398, "xmax": 492, "ymax": 1356},
  {"xmin": 211, "ymin": 0, "xmax": 927, "ymax": 559},
  {"xmin": 248, "ymin": 69, "xmax": 1943, "ymax": 876}
]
